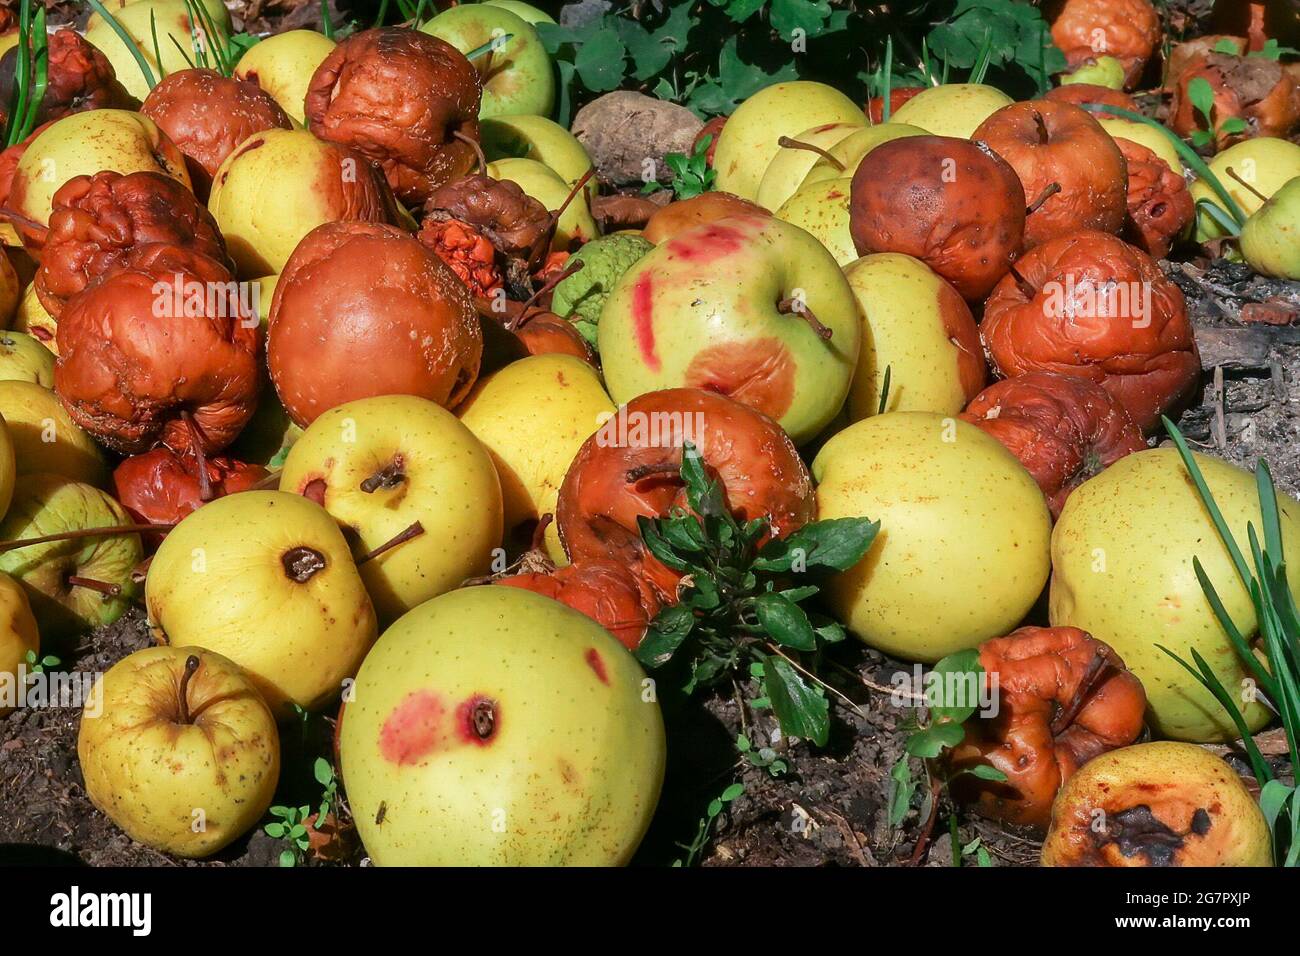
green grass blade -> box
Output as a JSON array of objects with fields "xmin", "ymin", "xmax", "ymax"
[
  {"xmin": 5, "ymin": 0, "xmax": 31, "ymax": 149},
  {"xmin": 1257, "ymin": 460, "xmax": 1284, "ymax": 567},
  {"xmin": 86, "ymin": 0, "xmax": 157, "ymax": 90},
  {"xmin": 16, "ymin": 7, "xmax": 47, "ymax": 143},
  {"xmin": 1164, "ymin": 417, "xmax": 1253, "ymax": 589},
  {"xmin": 321, "ymin": 0, "xmax": 335, "ymax": 40},
  {"xmin": 1194, "ymin": 558, "xmax": 1278, "ymax": 698},
  {"xmin": 880, "ymin": 36, "xmax": 893, "ymax": 123}
]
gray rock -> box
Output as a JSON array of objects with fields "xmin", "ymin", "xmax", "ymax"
[{"xmin": 571, "ymin": 91, "xmax": 703, "ymax": 186}]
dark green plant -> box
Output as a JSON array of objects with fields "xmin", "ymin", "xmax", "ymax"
[
  {"xmin": 635, "ymin": 442, "xmax": 879, "ymax": 747},
  {"xmin": 3, "ymin": 0, "xmax": 48, "ymax": 149}
]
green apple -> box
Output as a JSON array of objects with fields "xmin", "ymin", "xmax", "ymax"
[
  {"xmin": 755, "ymin": 122, "xmax": 863, "ymax": 212},
  {"xmin": 843, "ymin": 253, "xmax": 986, "ymax": 419},
  {"xmin": 8, "ymin": 110, "xmax": 191, "ymax": 233},
  {"xmin": 0, "ymin": 571, "xmax": 39, "ymax": 718},
  {"xmin": 146, "ymin": 491, "xmax": 378, "ymax": 715},
  {"xmin": 775, "ymin": 177, "xmax": 856, "ymax": 264},
  {"xmin": 1050, "ymin": 448, "xmax": 1293, "ymax": 742},
  {"xmin": 0, "ymin": 473, "xmax": 142, "ymax": 644},
  {"xmin": 813, "ymin": 412, "xmax": 1051, "ymax": 662},
  {"xmin": 78, "ymin": 646, "xmax": 279, "ymax": 858},
  {"xmin": 85, "ymin": 0, "xmax": 234, "ymax": 103},
  {"xmin": 598, "ymin": 213, "xmax": 861, "ymax": 445},
  {"xmin": 889, "ymin": 83, "xmax": 1015, "ymax": 139},
  {"xmin": 486, "ymin": 157, "xmax": 598, "ymax": 250},
  {"xmin": 0, "ymin": 381, "xmax": 109, "ymax": 486},
  {"xmin": 233, "ymin": 29, "xmax": 337, "ymax": 125},
  {"xmin": 1096, "ymin": 117, "xmax": 1184, "ymax": 177},
  {"xmin": 457, "ymin": 354, "xmax": 615, "ymax": 564},
  {"xmin": 339, "ymin": 585, "xmax": 666, "ymax": 866},
  {"xmin": 279, "ymin": 395, "xmax": 503, "ymax": 625},
  {"xmin": 714, "ymin": 81, "xmax": 867, "ymax": 202},
  {"xmin": 1058, "ymin": 56, "xmax": 1125, "ymax": 90},
  {"xmin": 1240, "ymin": 175, "xmax": 1300, "ymax": 279},
  {"xmin": 208, "ymin": 129, "xmax": 396, "ymax": 277},
  {"xmin": 420, "ymin": 5, "xmax": 555, "ymax": 119},
  {"xmin": 483, "ymin": 0, "xmax": 556, "ymax": 24},
  {"xmin": 0, "ymin": 333, "xmax": 55, "ymax": 387},
  {"xmin": 549, "ymin": 233, "xmax": 654, "ymax": 344},
  {"xmin": 799, "ymin": 123, "xmax": 928, "ymax": 187},
  {"xmin": 1191, "ymin": 137, "xmax": 1300, "ymax": 241},
  {"xmin": 480, "ymin": 114, "xmax": 596, "ymax": 202}
]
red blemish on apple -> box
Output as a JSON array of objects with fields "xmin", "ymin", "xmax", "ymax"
[
  {"xmin": 827, "ymin": 190, "xmax": 844, "ymax": 200},
  {"xmin": 584, "ymin": 648, "xmax": 609, "ymax": 685},
  {"xmin": 665, "ymin": 222, "xmax": 746, "ymax": 264},
  {"xmin": 632, "ymin": 273, "xmax": 659, "ymax": 372},
  {"xmin": 456, "ymin": 694, "xmax": 499, "ymax": 746},
  {"xmin": 378, "ymin": 689, "xmax": 446, "ymax": 765},
  {"xmin": 302, "ymin": 478, "xmax": 327, "ymax": 505},
  {"xmin": 685, "ymin": 337, "xmax": 796, "ymax": 420}
]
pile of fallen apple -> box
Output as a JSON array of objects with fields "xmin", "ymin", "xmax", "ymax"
[{"xmin": 0, "ymin": 0, "xmax": 1296, "ymax": 867}]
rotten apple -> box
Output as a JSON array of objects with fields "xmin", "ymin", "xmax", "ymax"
[
  {"xmin": 112, "ymin": 446, "xmax": 269, "ymax": 543},
  {"xmin": 1048, "ymin": 0, "xmax": 1161, "ymax": 90}
]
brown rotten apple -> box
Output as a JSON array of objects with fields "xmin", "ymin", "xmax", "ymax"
[
  {"xmin": 54, "ymin": 244, "xmax": 260, "ymax": 454},
  {"xmin": 557, "ymin": 388, "xmax": 814, "ymax": 604},
  {"xmin": 0, "ymin": 28, "xmax": 132, "ymax": 127},
  {"xmin": 1169, "ymin": 51, "xmax": 1300, "ymax": 149},
  {"xmin": 980, "ymin": 230, "xmax": 1199, "ymax": 433},
  {"xmin": 973, "ymin": 101, "xmax": 1128, "ymax": 248},
  {"xmin": 306, "ymin": 27, "xmax": 482, "ymax": 207},
  {"xmin": 1113, "ymin": 138, "xmax": 1193, "ymax": 259},
  {"xmin": 268, "ymin": 221, "xmax": 481, "ymax": 427},
  {"xmin": 141, "ymin": 68, "xmax": 294, "ymax": 199},
  {"xmin": 34, "ymin": 170, "xmax": 230, "ymax": 317},
  {"xmin": 113, "ymin": 446, "xmax": 269, "ymax": 545},
  {"xmin": 496, "ymin": 560, "xmax": 661, "ymax": 651},
  {"xmin": 949, "ymin": 625, "xmax": 1146, "ymax": 830},
  {"xmin": 960, "ymin": 372, "xmax": 1146, "ymax": 518},
  {"xmin": 1049, "ymin": 0, "xmax": 1161, "ymax": 89}
]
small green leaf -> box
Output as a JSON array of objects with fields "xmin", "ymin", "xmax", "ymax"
[
  {"xmin": 905, "ymin": 722, "xmax": 965, "ymax": 758},
  {"xmin": 264, "ymin": 822, "xmax": 286, "ymax": 838},
  {"xmin": 888, "ymin": 757, "xmax": 915, "ymax": 826},
  {"xmin": 765, "ymin": 656, "xmax": 829, "ymax": 746},
  {"xmin": 753, "ymin": 517, "xmax": 879, "ymax": 573},
  {"xmin": 636, "ymin": 605, "xmax": 696, "ymax": 668},
  {"xmin": 720, "ymin": 783, "xmax": 745, "ymax": 802},
  {"xmin": 279, "ymin": 849, "xmax": 297, "ymax": 867},
  {"xmin": 755, "ymin": 592, "xmax": 818, "ymax": 651},
  {"xmin": 965, "ymin": 763, "xmax": 1009, "ymax": 782}
]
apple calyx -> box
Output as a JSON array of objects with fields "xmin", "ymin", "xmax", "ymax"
[
  {"xmin": 468, "ymin": 697, "xmax": 497, "ymax": 741},
  {"xmin": 360, "ymin": 459, "xmax": 406, "ymax": 493},
  {"xmin": 282, "ymin": 546, "xmax": 327, "ymax": 583},
  {"xmin": 776, "ymin": 297, "xmax": 833, "ymax": 340},
  {"xmin": 356, "ymin": 521, "xmax": 426, "ymax": 565},
  {"xmin": 177, "ymin": 655, "xmax": 200, "ymax": 725},
  {"xmin": 775, "ymin": 135, "xmax": 845, "ymax": 172},
  {"xmin": 1026, "ymin": 182, "xmax": 1063, "ymax": 216}
]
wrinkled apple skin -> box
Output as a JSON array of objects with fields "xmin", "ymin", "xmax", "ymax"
[
  {"xmin": 798, "ymin": 123, "xmax": 927, "ymax": 188},
  {"xmin": 78, "ymin": 646, "xmax": 280, "ymax": 858},
  {"xmin": 755, "ymin": 122, "xmax": 862, "ymax": 212},
  {"xmin": 0, "ymin": 332, "xmax": 57, "ymax": 387},
  {"xmin": 8, "ymin": 111, "xmax": 191, "ymax": 241},
  {"xmin": 146, "ymin": 491, "xmax": 378, "ymax": 715},
  {"xmin": 0, "ymin": 380, "xmax": 108, "ymax": 486},
  {"xmin": 599, "ymin": 214, "xmax": 861, "ymax": 445},
  {"xmin": 280, "ymin": 395, "xmax": 503, "ymax": 624},
  {"xmin": 485, "ymin": 158, "xmax": 598, "ymax": 252},
  {"xmin": 85, "ymin": 0, "xmax": 232, "ymax": 103},
  {"xmin": 1049, "ymin": 0, "xmax": 1161, "ymax": 90},
  {"xmin": 775, "ymin": 177, "xmax": 856, "ymax": 265},
  {"xmin": 339, "ymin": 586, "xmax": 666, "ymax": 866},
  {"xmin": 0, "ymin": 473, "xmax": 142, "ymax": 644},
  {"xmin": 713, "ymin": 81, "xmax": 867, "ymax": 202},
  {"xmin": 843, "ymin": 253, "xmax": 985, "ymax": 420},
  {"xmin": 1050, "ymin": 448, "xmax": 1294, "ymax": 741},
  {"xmin": 420, "ymin": 5, "xmax": 554, "ymax": 119},
  {"xmin": 233, "ymin": 29, "xmax": 337, "ymax": 125},
  {"xmin": 888, "ymin": 83, "xmax": 1014, "ymax": 138},
  {"xmin": 0, "ymin": 571, "xmax": 38, "ymax": 718},
  {"xmin": 457, "ymin": 354, "xmax": 614, "ymax": 564},
  {"xmin": 813, "ymin": 413, "xmax": 1051, "ymax": 662},
  {"xmin": 1041, "ymin": 742, "xmax": 1272, "ymax": 866},
  {"xmin": 1190, "ymin": 137, "xmax": 1300, "ymax": 242},
  {"xmin": 1240, "ymin": 175, "xmax": 1300, "ymax": 280}
]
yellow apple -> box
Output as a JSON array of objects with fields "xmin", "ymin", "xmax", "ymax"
[
  {"xmin": 486, "ymin": 157, "xmax": 598, "ymax": 250},
  {"xmin": 457, "ymin": 354, "xmax": 614, "ymax": 564},
  {"xmin": 279, "ymin": 395, "xmax": 503, "ymax": 624},
  {"xmin": 1191, "ymin": 137, "xmax": 1300, "ymax": 241},
  {"xmin": 774, "ymin": 177, "xmax": 856, "ymax": 264},
  {"xmin": 146, "ymin": 491, "xmax": 378, "ymax": 715},
  {"xmin": 480, "ymin": 115, "xmax": 596, "ymax": 202},
  {"xmin": 813, "ymin": 412, "xmax": 1051, "ymax": 661},
  {"xmin": 1050, "ymin": 448, "xmax": 1293, "ymax": 742},
  {"xmin": 714, "ymin": 81, "xmax": 867, "ymax": 201},
  {"xmin": 233, "ymin": 29, "xmax": 337, "ymax": 125},
  {"xmin": 799, "ymin": 123, "xmax": 928, "ymax": 187},
  {"xmin": 755, "ymin": 122, "xmax": 863, "ymax": 212},
  {"xmin": 843, "ymin": 253, "xmax": 986, "ymax": 418},
  {"xmin": 0, "ymin": 332, "xmax": 56, "ymax": 387},
  {"xmin": 0, "ymin": 381, "xmax": 109, "ymax": 486},
  {"xmin": 339, "ymin": 586, "xmax": 666, "ymax": 865},
  {"xmin": 483, "ymin": 0, "xmax": 556, "ymax": 24},
  {"xmin": 890, "ymin": 83, "xmax": 1015, "ymax": 139},
  {"xmin": 85, "ymin": 0, "xmax": 233, "ymax": 102},
  {"xmin": 78, "ymin": 646, "xmax": 279, "ymax": 858},
  {"xmin": 420, "ymin": 5, "xmax": 554, "ymax": 119},
  {"xmin": 0, "ymin": 250, "xmax": 18, "ymax": 326},
  {"xmin": 8, "ymin": 110, "xmax": 190, "ymax": 233},
  {"xmin": 1096, "ymin": 117, "xmax": 1183, "ymax": 176},
  {"xmin": 10, "ymin": 287, "xmax": 57, "ymax": 355},
  {"xmin": 0, "ymin": 571, "xmax": 38, "ymax": 717},
  {"xmin": 0, "ymin": 414, "xmax": 12, "ymax": 521}
]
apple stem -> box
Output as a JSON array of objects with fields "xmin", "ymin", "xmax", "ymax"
[
  {"xmin": 510, "ymin": 258, "xmax": 584, "ymax": 331},
  {"xmin": 1026, "ymin": 181, "xmax": 1062, "ymax": 215},
  {"xmin": 531, "ymin": 512, "xmax": 554, "ymax": 552},
  {"xmin": 776, "ymin": 136, "xmax": 845, "ymax": 171},
  {"xmin": 182, "ymin": 411, "xmax": 214, "ymax": 502},
  {"xmin": 777, "ymin": 297, "xmax": 833, "ymax": 340},
  {"xmin": 67, "ymin": 575, "xmax": 122, "ymax": 598},
  {"xmin": 525, "ymin": 167, "xmax": 596, "ymax": 268},
  {"xmin": 625, "ymin": 461, "xmax": 682, "ymax": 484},
  {"xmin": 178, "ymin": 655, "xmax": 200, "ymax": 725},
  {"xmin": 1051, "ymin": 646, "xmax": 1113, "ymax": 735},
  {"xmin": 1007, "ymin": 263, "xmax": 1038, "ymax": 299},
  {"xmin": 356, "ymin": 521, "xmax": 425, "ymax": 565},
  {"xmin": 0, "ymin": 205, "xmax": 49, "ymax": 242},
  {"xmin": 452, "ymin": 129, "xmax": 487, "ymax": 175},
  {"xmin": 1224, "ymin": 166, "xmax": 1268, "ymax": 204},
  {"xmin": 360, "ymin": 459, "xmax": 406, "ymax": 494},
  {"xmin": 0, "ymin": 523, "xmax": 174, "ymax": 554},
  {"xmin": 1031, "ymin": 109, "xmax": 1049, "ymax": 146}
]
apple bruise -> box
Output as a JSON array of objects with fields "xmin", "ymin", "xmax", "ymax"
[
  {"xmin": 379, "ymin": 688, "xmax": 500, "ymax": 765},
  {"xmin": 1093, "ymin": 804, "xmax": 1212, "ymax": 866},
  {"xmin": 683, "ymin": 338, "xmax": 796, "ymax": 422}
]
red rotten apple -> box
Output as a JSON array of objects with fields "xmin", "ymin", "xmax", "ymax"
[
  {"xmin": 848, "ymin": 135, "xmax": 1026, "ymax": 301},
  {"xmin": 0, "ymin": 29, "xmax": 132, "ymax": 126},
  {"xmin": 268, "ymin": 221, "xmax": 481, "ymax": 427},
  {"xmin": 980, "ymin": 230, "xmax": 1199, "ymax": 433},
  {"xmin": 866, "ymin": 86, "xmax": 926, "ymax": 123},
  {"xmin": 556, "ymin": 388, "xmax": 814, "ymax": 604},
  {"xmin": 306, "ymin": 27, "xmax": 482, "ymax": 207},
  {"xmin": 1113, "ymin": 138, "xmax": 1193, "ymax": 259},
  {"xmin": 496, "ymin": 560, "xmax": 661, "ymax": 651},
  {"xmin": 973, "ymin": 101, "xmax": 1128, "ymax": 249},
  {"xmin": 1169, "ymin": 51, "xmax": 1300, "ymax": 148},
  {"xmin": 113, "ymin": 447, "xmax": 269, "ymax": 546},
  {"xmin": 1049, "ymin": 0, "xmax": 1162, "ymax": 89},
  {"xmin": 960, "ymin": 372, "xmax": 1146, "ymax": 518}
]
